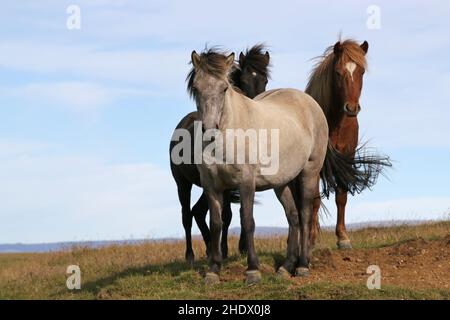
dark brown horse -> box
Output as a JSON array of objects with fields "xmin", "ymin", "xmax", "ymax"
[
  {"xmin": 170, "ymin": 45, "xmax": 270, "ymax": 264},
  {"xmin": 307, "ymin": 39, "xmax": 386, "ymax": 249}
]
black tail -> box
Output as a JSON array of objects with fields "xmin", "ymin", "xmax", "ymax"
[
  {"xmin": 229, "ymin": 190, "xmax": 241, "ymax": 204},
  {"xmin": 228, "ymin": 190, "xmax": 261, "ymax": 205},
  {"xmin": 320, "ymin": 142, "xmax": 392, "ymax": 198}
]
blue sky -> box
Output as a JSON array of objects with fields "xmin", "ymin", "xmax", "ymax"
[{"xmin": 0, "ymin": 0, "xmax": 449, "ymax": 243}]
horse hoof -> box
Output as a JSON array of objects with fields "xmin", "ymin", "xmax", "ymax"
[
  {"xmin": 276, "ymin": 266, "xmax": 291, "ymax": 280},
  {"xmin": 205, "ymin": 272, "xmax": 220, "ymax": 286},
  {"xmin": 337, "ymin": 240, "xmax": 352, "ymax": 250},
  {"xmin": 295, "ymin": 267, "xmax": 310, "ymax": 277},
  {"xmin": 245, "ymin": 270, "xmax": 262, "ymax": 286}
]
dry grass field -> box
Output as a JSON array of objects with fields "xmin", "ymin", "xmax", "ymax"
[{"xmin": 0, "ymin": 221, "xmax": 449, "ymax": 300}]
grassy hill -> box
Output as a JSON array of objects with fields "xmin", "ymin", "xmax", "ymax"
[{"xmin": 0, "ymin": 221, "xmax": 449, "ymax": 300}]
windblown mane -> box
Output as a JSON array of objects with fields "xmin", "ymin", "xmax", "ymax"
[
  {"xmin": 187, "ymin": 47, "xmax": 239, "ymax": 99},
  {"xmin": 305, "ymin": 39, "xmax": 367, "ymax": 117},
  {"xmin": 242, "ymin": 43, "xmax": 271, "ymax": 78}
]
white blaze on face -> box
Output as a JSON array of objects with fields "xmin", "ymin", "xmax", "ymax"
[
  {"xmin": 252, "ymin": 72, "xmax": 257, "ymax": 77},
  {"xmin": 345, "ymin": 62, "xmax": 357, "ymax": 81}
]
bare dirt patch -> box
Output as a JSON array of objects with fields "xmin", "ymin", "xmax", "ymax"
[{"xmin": 298, "ymin": 236, "xmax": 450, "ymax": 290}]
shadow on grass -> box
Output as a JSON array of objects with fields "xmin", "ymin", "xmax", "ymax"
[
  {"xmin": 52, "ymin": 250, "xmax": 289, "ymax": 299},
  {"xmin": 57, "ymin": 253, "xmax": 264, "ymax": 298}
]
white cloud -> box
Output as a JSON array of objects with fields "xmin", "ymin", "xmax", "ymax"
[
  {"xmin": 0, "ymin": 81, "xmax": 151, "ymax": 113},
  {"xmin": 0, "ymin": 140, "xmax": 182, "ymax": 243},
  {"xmin": 346, "ymin": 197, "xmax": 450, "ymax": 223},
  {"xmin": 1, "ymin": 1, "xmax": 450, "ymax": 244},
  {"xmin": 0, "ymin": 42, "xmax": 190, "ymax": 95},
  {"xmin": 0, "ymin": 139, "xmax": 448, "ymax": 243},
  {"xmin": 237, "ymin": 192, "xmax": 450, "ymax": 231},
  {"xmin": 0, "ymin": 139, "xmax": 50, "ymax": 157},
  {"xmin": 15, "ymin": 82, "xmax": 111, "ymax": 110}
]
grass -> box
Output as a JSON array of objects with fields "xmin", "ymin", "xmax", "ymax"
[{"xmin": 0, "ymin": 221, "xmax": 449, "ymax": 300}]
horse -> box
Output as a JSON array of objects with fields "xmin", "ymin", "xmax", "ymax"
[
  {"xmin": 169, "ymin": 45, "xmax": 271, "ymax": 265},
  {"xmin": 306, "ymin": 39, "xmax": 389, "ymax": 249},
  {"xmin": 187, "ymin": 48, "xmax": 379, "ymax": 285},
  {"xmin": 232, "ymin": 44, "xmax": 270, "ymax": 99}
]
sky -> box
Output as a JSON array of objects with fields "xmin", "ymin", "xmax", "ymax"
[{"xmin": 0, "ymin": 0, "xmax": 449, "ymax": 243}]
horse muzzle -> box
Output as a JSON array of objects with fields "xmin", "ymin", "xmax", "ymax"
[{"xmin": 343, "ymin": 103, "xmax": 361, "ymax": 117}]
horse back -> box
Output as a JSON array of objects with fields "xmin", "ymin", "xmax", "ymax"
[
  {"xmin": 254, "ymin": 88, "xmax": 326, "ymax": 127},
  {"xmin": 175, "ymin": 111, "xmax": 198, "ymax": 130}
]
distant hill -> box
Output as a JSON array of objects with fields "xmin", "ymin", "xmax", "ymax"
[
  {"xmin": 0, "ymin": 239, "xmax": 178, "ymax": 254},
  {"xmin": 228, "ymin": 220, "xmax": 430, "ymax": 237},
  {"xmin": 0, "ymin": 220, "xmax": 437, "ymax": 253}
]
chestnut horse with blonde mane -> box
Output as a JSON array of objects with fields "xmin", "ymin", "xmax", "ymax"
[{"xmin": 306, "ymin": 39, "xmax": 390, "ymax": 249}]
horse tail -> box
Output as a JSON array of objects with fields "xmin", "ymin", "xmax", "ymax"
[
  {"xmin": 319, "ymin": 141, "xmax": 392, "ymax": 198},
  {"xmin": 228, "ymin": 190, "xmax": 261, "ymax": 205},
  {"xmin": 229, "ymin": 190, "xmax": 240, "ymax": 204}
]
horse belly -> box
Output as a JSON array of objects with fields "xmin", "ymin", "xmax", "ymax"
[
  {"xmin": 331, "ymin": 117, "xmax": 359, "ymax": 154},
  {"xmin": 254, "ymin": 145, "xmax": 310, "ymax": 191}
]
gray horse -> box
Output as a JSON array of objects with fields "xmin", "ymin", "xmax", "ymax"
[{"xmin": 170, "ymin": 45, "xmax": 271, "ymax": 264}]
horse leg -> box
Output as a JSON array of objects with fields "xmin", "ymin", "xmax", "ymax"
[
  {"xmin": 238, "ymin": 228, "xmax": 247, "ymax": 255},
  {"xmin": 221, "ymin": 191, "xmax": 232, "ymax": 260},
  {"xmin": 176, "ymin": 181, "xmax": 194, "ymax": 265},
  {"xmin": 295, "ymin": 173, "xmax": 317, "ymax": 277},
  {"xmin": 336, "ymin": 188, "xmax": 352, "ymax": 249},
  {"xmin": 240, "ymin": 181, "xmax": 259, "ymax": 286},
  {"xmin": 309, "ymin": 181, "xmax": 321, "ymax": 247},
  {"xmin": 332, "ymin": 119, "xmax": 357, "ymax": 249},
  {"xmin": 274, "ymin": 185, "xmax": 299, "ymax": 278},
  {"xmin": 227, "ymin": 191, "xmax": 247, "ymax": 255},
  {"xmin": 204, "ymin": 190, "xmax": 223, "ymax": 285},
  {"xmin": 192, "ymin": 192, "xmax": 211, "ymax": 257}
]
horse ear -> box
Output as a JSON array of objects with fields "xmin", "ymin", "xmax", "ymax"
[
  {"xmin": 360, "ymin": 41, "xmax": 369, "ymax": 54},
  {"xmin": 191, "ymin": 50, "xmax": 201, "ymax": 68},
  {"xmin": 239, "ymin": 52, "xmax": 245, "ymax": 67},
  {"xmin": 333, "ymin": 41, "xmax": 342, "ymax": 57},
  {"xmin": 226, "ymin": 52, "xmax": 235, "ymax": 67},
  {"xmin": 263, "ymin": 51, "xmax": 270, "ymax": 65}
]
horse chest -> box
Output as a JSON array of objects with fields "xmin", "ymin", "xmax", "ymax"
[
  {"xmin": 330, "ymin": 117, "xmax": 359, "ymax": 152},
  {"xmin": 198, "ymin": 163, "xmax": 245, "ymax": 190}
]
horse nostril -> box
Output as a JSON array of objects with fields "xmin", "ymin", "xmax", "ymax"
[
  {"xmin": 343, "ymin": 103, "xmax": 359, "ymax": 116},
  {"xmin": 201, "ymin": 125, "xmax": 206, "ymax": 133}
]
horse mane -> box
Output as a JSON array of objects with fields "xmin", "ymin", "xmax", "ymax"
[
  {"xmin": 242, "ymin": 43, "xmax": 271, "ymax": 78},
  {"xmin": 187, "ymin": 47, "xmax": 241, "ymax": 99},
  {"xmin": 305, "ymin": 39, "xmax": 367, "ymax": 117}
]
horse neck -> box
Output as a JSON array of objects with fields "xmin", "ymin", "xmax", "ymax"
[
  {"xmin": 322, "ymin": 78, "xmax": 346, "ymax": 132},
  {"xmin": 219, "ymin": 88, "xmax": 243, "ymax": 130},
  {"xmin": 230, "ymin": 68, "xmax": 241, "ymax": 88}
]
